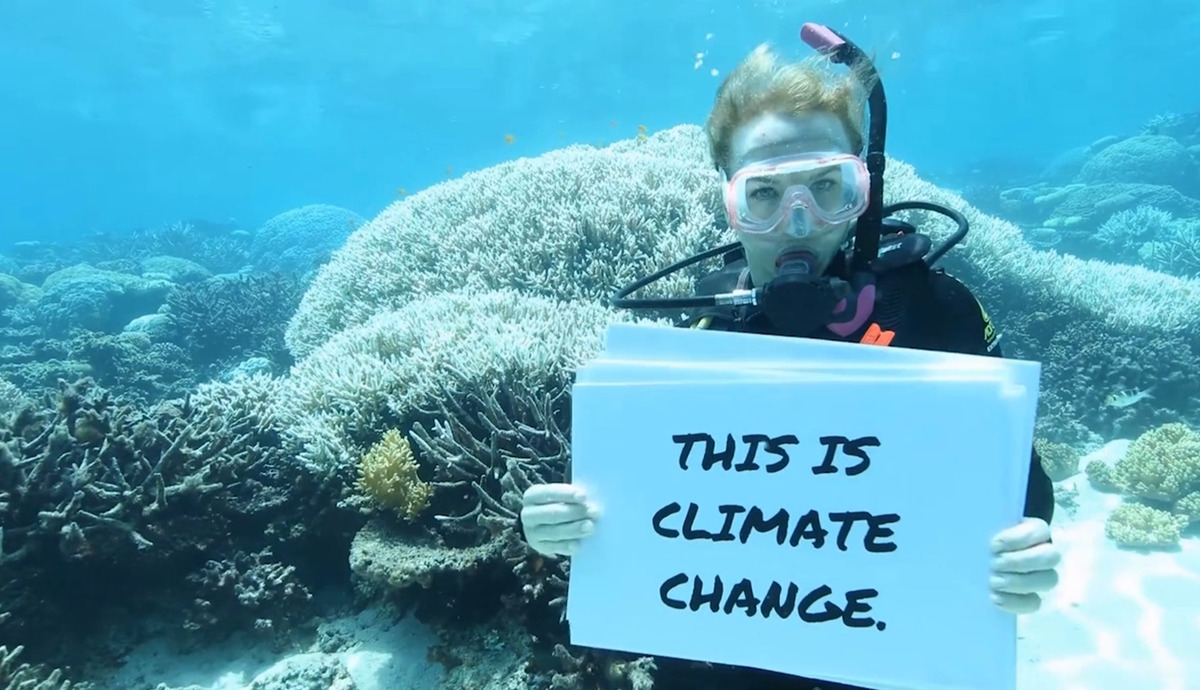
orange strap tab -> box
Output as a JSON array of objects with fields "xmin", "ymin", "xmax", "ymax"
[{"xmin": 860, "ymin": 322, "xmax": 895, "ymax": 346}]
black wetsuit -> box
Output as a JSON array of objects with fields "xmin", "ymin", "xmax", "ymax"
[
  {"xmin": 678, "ymin": 248, "xmax": 1053, "ymax": 525},
  {"xmin": 517, "ymin": 246, "xmax": 1056, "ymax": 690},
  {"xmin": 645, "ymin": 248, "xmax": 1054, "ymax": 690}
]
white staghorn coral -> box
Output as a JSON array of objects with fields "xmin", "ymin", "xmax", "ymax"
[
  {"xmin": 277, "ymin": 288, "xmax": 645, "ymax": 469},
  {"xmin": 284, "ymin": 128, "xmax": 729, "ymax": 359}
]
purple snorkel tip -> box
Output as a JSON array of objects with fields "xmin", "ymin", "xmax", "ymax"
[{"xmin": 800, "ymin": 23, "xmax": 845, "ymax": 52}]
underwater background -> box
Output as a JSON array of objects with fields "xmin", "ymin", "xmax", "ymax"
[{"xmin": 1, "ymin": 0, "xmax": 1199, "ymax": 689}]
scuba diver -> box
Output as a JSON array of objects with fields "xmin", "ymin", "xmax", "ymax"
[{"xmin": 519, "ymin": 23, "xmax": 1059, "ymax": 690}]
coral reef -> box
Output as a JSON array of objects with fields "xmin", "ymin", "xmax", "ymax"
[
  {"xmin": 968, "ymin": 111, "xmax": 1200, "ymax": 292},
  {"xmin": 249, "ymin": 204, "xmax": 365, "ymax": 277},
  {"xmin": 35, "ymin": 264, "xmax": 174, "ymax": 336},
  {"xmin": 5, "ymin": 219, "xmax": 250, "ymax": 284},
  {"xmin": 0, "ymin": 375, "xmax": 357, "ymax": 662},
  {"xmin": 163, "ymin": 271, "xmax": 303, "ymax": 374},
  {"xmin": 285, "ymin": 125, "xmax": 1200, "ymax": 450},
  {"xmin": 284, "ymin": 130, "xmax": 727, "ymax": 359},
  {"xmin": 280, "ymin": 289, "xmax": 635, "ymax": 631},
  {"xmin": 0, "ymin": 645, "xmax": 73, "ymax": 690},
  {"xmin": 185, "ymin": 547, "xmax": 313, "ymax": 643},
  {"xmin": 880, "ymin": 154, "xmax": 1200, "ymax": 445},
  {"xmin": 4, "ymin": 115, "xmax": 1200, "ymax": 687},
  {"xmin": 0, "ymin": 328, "xmax": 195, "ymax": 407},
  {"xmin": 1084, "ymin": 423, "xmax": 1200, "ymax": 549},
  {"xmin": 1076, "ymin": 135, "xmax": 1198, "ymax": 193}
]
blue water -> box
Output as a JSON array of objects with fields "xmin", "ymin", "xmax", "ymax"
[{"xmin": 2, "ymin": 0, "xmax": 1197, "ymax": 243}]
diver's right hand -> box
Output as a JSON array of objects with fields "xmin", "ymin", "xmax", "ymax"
[{"xmin": 520, "ymin": 483, "xmax": 599, "ymax": 557}]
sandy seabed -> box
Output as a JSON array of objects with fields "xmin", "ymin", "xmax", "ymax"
[{"xmin": 1018, "ymin": 440, "xmax": 1200, "ymax": 690}]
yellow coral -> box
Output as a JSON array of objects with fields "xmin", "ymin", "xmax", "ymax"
[
  {"xmin": 1104, "ymin": 502, "xmax": 1187, "ymax": 549},
  {"xmin": 356, "ymin": 429, "xmax": 431, "ymax": 521},
  {"xmin": 1035, "ymin": 438, "xmax": 1081, "ymax": 481},
  {"xmin": 1113, "ymin": 422, "xmax": 1200, "ymax": 503}
]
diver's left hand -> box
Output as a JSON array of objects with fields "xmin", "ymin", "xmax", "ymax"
[{"xmin": 989, "ymin": 517, "xmax": 1061, "ymax": 614}]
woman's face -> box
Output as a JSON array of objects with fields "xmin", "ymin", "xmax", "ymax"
[{"xmin": 726, "ymin": 110, "xmax": 857, "ymax": 285}]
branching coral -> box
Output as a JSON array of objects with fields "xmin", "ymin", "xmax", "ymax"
[
  {"xmin": 356, "ymin": 429, "xmax": 431, "ymax": 521},
  {"xmin": 164, "ymin": 272, "xmax": 304, "ymax": 372},
  {"xmin": 1142, "ymin": 218, "xmax": 1200, "ymax": 279},
  {"xmin": 280, "ymin": 289, "xmax": 647, "ymax": 624},
  {"xmin": 0, "ymin": 645, "xmax": 70, "ymax": 690},
  {"xmin": 185, "ymin": 547, "xmax": 313, "ymax": 641},
  {"xmin": 284, "ymin": 129, "xmax": 727, "ymax": 359},
  {"xmin": 0, "ymin": 378, "xmax": 228, "ymax": 570},
  {"xmin": 0, "ymin": 374, "xmax": 344, "ymax": 646},
  {"xmin": 277, "ymin": 289, "xmax": 639, "ymax": 470},
  {"xmin": 0, "ymin": 380, "xmax": 25, "ymax": 419},
  {"xmin": 409, "ymin": 375, "xmax": 573, "ymax": 611}
]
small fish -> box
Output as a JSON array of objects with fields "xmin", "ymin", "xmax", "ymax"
[
  {"xmin": 504, "ymin": 133, "xmax": 515, "ymax": 145},
  {"xmin": 1105, "ymin": 387, "xmax": 1154, "ymax": 408},
  {"xmin": 396, "ymin": 188, "xmax": 407, "ymax": 196}
]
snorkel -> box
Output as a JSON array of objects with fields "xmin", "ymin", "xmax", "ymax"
[
  {"xmin": 803, "ymin": 22, "xmax": 887, "ymax": 274},
  {"xmin": 611, "ymin": 23, "xmax": 970, "ymax": 335},
  {"xmin": 756, "ymin": 23, "xmax": 885, "ymax": 336}
]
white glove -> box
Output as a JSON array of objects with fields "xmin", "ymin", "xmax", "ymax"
[
  {"xmin": 520, "ymin": 483, "xmax": 599, "ymax": 557},
  {"xmin": 989, "ymin": 517, "xmax": 1061, "ymax": 614}
]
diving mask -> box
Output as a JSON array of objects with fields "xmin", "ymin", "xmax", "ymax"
[{"xmin": 723, "ymin": 153, "xmax": 870, "ymax": 236}]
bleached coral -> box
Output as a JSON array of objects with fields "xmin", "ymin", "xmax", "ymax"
[
  {"xmin": 284, "ymin": 129, "xmax": 728, "ymax": 359},
  {"xmin": 288, "ymin": 125, "xmax": 1200, "ymax": 369},
  {"xmin": 277, "ymin": 289, "xmax": 644, "ymax": 469},
  {"xmin": 880, "ymin": 157, "xmax": 1200, "ymax": 333},
  {"xmin": 0, "ymin": 379, "xmax": 25, "ymax": 418}
]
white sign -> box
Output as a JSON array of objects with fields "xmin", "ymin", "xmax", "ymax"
[{"xmin": 565, "ymin": 324, "xmax": 1040, "ymax": 690}]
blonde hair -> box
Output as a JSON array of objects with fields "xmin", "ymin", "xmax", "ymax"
[{"xmin": 705, "ymin": 43, "xmax": 868, "ymax": 174}]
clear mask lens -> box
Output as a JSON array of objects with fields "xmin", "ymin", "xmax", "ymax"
[{"xmin": 725, "ymin": 154, "xmax": 869, "ymax": 234}]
